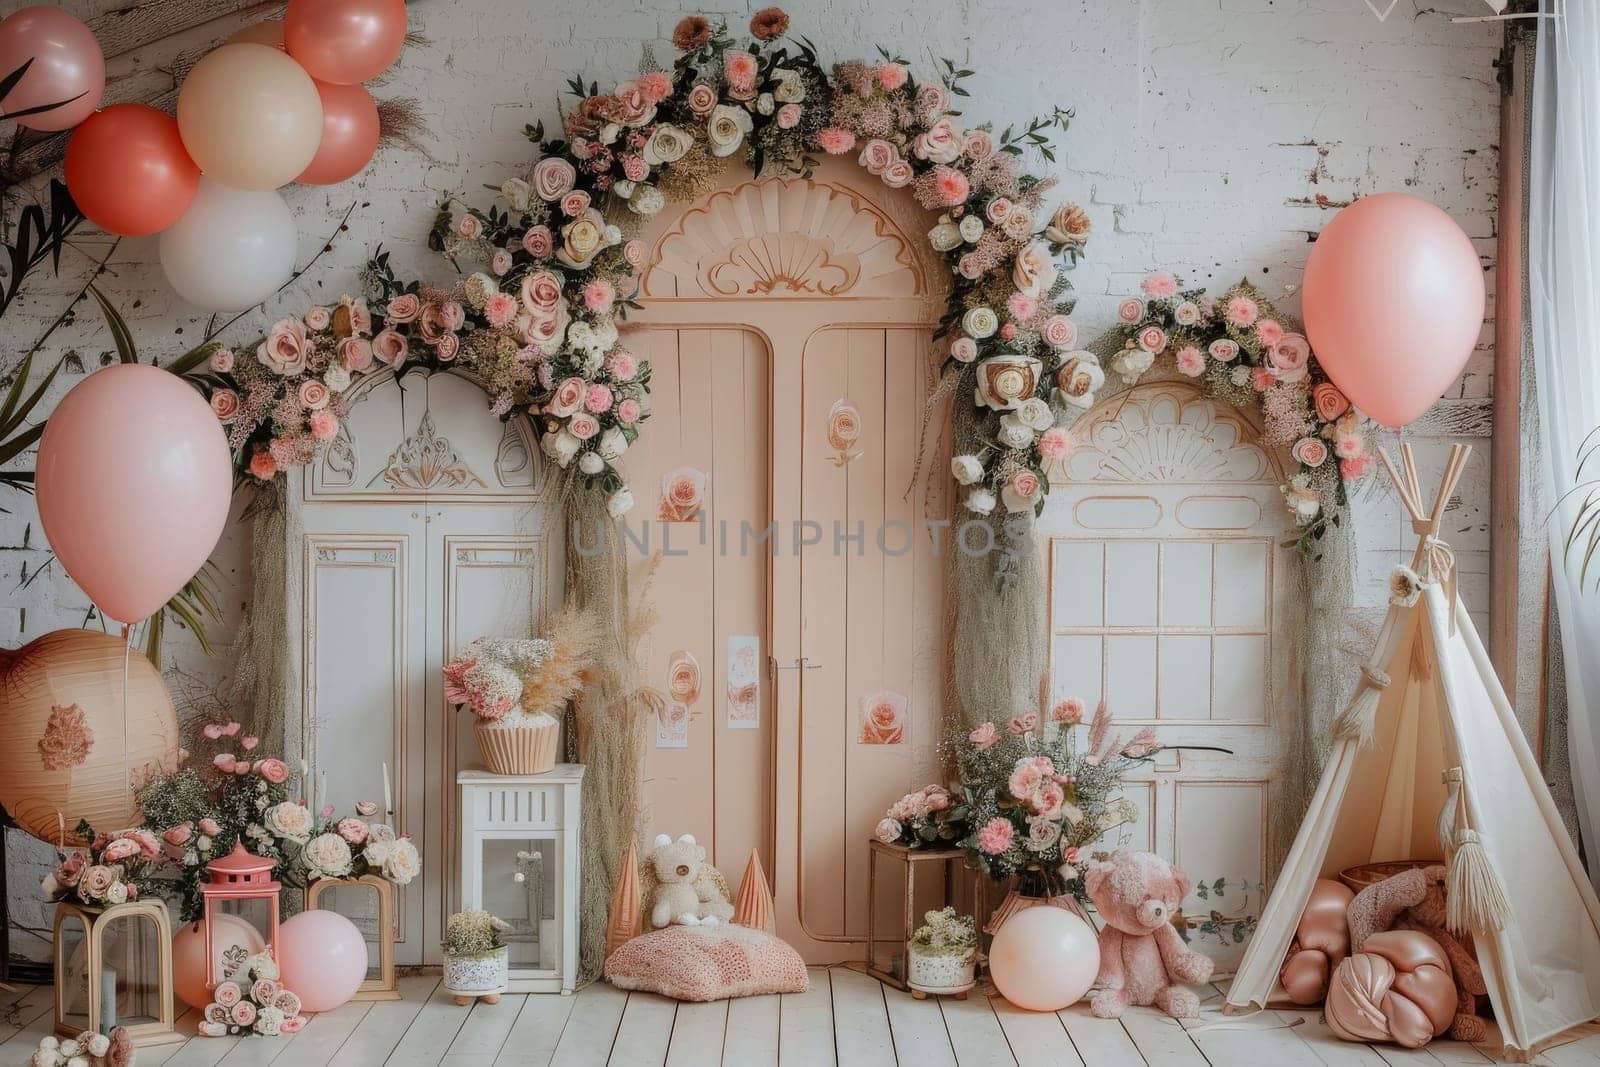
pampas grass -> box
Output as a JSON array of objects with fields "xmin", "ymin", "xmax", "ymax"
[{"xmin": 520, "ymin": 604, "xmax": 603, "ymax": 717}]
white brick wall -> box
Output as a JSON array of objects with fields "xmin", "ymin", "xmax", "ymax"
[{"xmin": 0, "ymin": 0, "xmax": 1503, "ymax": 956}]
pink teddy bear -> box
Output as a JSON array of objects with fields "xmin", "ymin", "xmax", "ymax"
[{"xmin": 1085, "ymin": 850, "xmax": 1214, "ymax": 1019}]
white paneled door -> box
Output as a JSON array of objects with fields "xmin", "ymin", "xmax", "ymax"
[
  {"xmin": 291, "ymin": 368, "xmax": 557, "ymax": 966},
  {"xmin": 1039, "ymin": 376, "xmax": 1291, "ymax": 973}
]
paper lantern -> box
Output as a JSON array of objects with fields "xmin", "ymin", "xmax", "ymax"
[
  {"xmin": 0, "ymin": 629, "xmax": 180, "ymax": 845},
  {"xmin": 200, "ymin": 843, "xmax": 281, "ymax": 989}
]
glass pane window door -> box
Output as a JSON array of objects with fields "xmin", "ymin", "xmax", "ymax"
[{"xmin": 479, "ymin": 837, "xmax": 559, "ymax": 972}]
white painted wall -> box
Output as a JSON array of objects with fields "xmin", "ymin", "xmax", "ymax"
[{"xmin": 0, "ymin": 0, "xmax": 1502, "ymax": 958}]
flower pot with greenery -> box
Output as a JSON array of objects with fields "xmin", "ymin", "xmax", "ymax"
[
  {"xmin": 442, "ymin": 910, "xmax": 511, "ymax": 1004},
  {"xmin": 906, "ymin": 908, "xmax": 979, "ymax": 998}
]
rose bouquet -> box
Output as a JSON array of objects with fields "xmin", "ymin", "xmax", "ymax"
[
  {"xmin": 29, "ymin": 1028, "xmax": 134, "ymax": 1067},
  {"xmin": 286, "ymin": 802, "xmax": 422, "ymax": 888},
  {"xmin": 1107, "ymin": 274, "xmax": 1373, "ymax": 553},
  {"xmin": 873, "ymin": 784, "xmax": 966, "ymax": 849},
  {"xmin": 197, "ymin": 952, "xmax": 307, "ymax": 1038},
  {"xmin": 40, "ymin": 828, "xmax": 163, "ymax": 909},
  {"xmin": 952, "ymin": 699, "xmax": 1152, "ymax": 901}
]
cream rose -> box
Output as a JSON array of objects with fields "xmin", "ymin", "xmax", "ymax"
[
  {"xmin": 384, "ymin": 838, "xmax": 420, "ymax": 885},
  {"xmin": 556, "ymin": 208, "xmax": 607, "ymax": 269},
  {"xmin": 973, "ymin": 355, "xmax": 1042, "ymax": 411},
  {"xmin": 258, "ymin": 318, "xmax": 309, "ymax": 376},
  {"xmin": 996, "ymin": 413, "xmax": 1035, "ymax": 449},
  {"xmin": 541, "ymin": 429, "xmax": 582, "ymax": 468},
  {"xmin": 961, "ymin": 306, "xmax": 999, "ymax": 339},
  {"xmin": 913, "ymin": 117, "xmax": 963, "ymax": 164},
  {"xmin": 1012, "ymin": 240, "xmax": 1058, "ymax": 297},
  {"xmin": 263, "ymin": 802, "xmax": 313, "ymax": 844},
  {"xmin": 302, "ymin": 833, "xmax": 353, "ymax": 879},
  {"xmin": 706, "ymin": 104, "xmax": 753, "ymax": 158},
  {"xmin": 927, "ymin": 219, "xmax": 963, "ymax": 252},
  {"xmin": 951, "ymin": 455, "xmax": 984, "ymax": 485},
  {"xmin": 501, "ymin": 177, "xmax": 533, "ymax": 212},
  {"xmin": 1053, "ymin": 353, "xmax": 1104, "ymax": 409},
  {"xmin": 642, "ymin": 124, "xmax": 692, "ymax": 166}
]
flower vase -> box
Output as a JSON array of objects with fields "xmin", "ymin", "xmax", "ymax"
[
  {"xmin": 474, "ymin": 711, "xmax": 559, "ymax": 775},
  {"xmin": 907, "ymin": 947, "xmax": 977, "ymax": 997},
  {"xmin": 443, "ymin": 946, "xmax": 508, "ymax": 1005}
]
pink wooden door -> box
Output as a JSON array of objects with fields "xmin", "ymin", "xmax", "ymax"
[{"xmin": 630, "ymin": 162, "xmax": 947, "ymax": 961}]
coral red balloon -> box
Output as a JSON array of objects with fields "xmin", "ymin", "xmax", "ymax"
[
  {"xmin": 284, "ymin": 0, "xmax": 406, "ymax": 85},
  {"xmin": 65, "ymin": 104, "xmax": 200, "ymax": 236},
  {"xmin": 0, "ymin": 5, "xmax": 104, "ymax": 130},
  {"xmin": 1301, "ymin": 193, "xmax": 1486, "ymax": 429},
  {"xmin": 298, "ymin": 80, "xmax": 379, "ymax": 185}
]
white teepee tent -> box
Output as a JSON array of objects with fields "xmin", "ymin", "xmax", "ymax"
[{"xmin": 1226, "ymin": 444, "xmax": 1600, "ymax": 1060}]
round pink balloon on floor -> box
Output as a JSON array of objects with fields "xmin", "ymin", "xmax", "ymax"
[
  {"xmin": 988, "ymin": 904, "xmax": 1100, "ymax": 1012},
  {"xmin": 0, "ymin": 5, "xmax": 105, "ymax": 130},
  {"xmin": 1300, "ymin": 192, "xmax": 1485, "ymax": 428},
  {"xmin": 277, "ymin": 909, "xmax": 368, "ymax": 1012},
  {"xmin": 35, "ymin": 364, "xmax": 233, "ymax": 626},
  {"xmin": 173, "ymin": 916, "xmax": 267, "ymax": 1009}
]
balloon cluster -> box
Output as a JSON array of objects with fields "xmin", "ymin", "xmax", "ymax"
[{"xmin": 0, "ymin": 1, "xmax": 405, "ymax": 312}]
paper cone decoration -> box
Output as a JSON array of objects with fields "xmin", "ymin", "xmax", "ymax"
[
  {"xmin": 732, "ymin": 849, "xmax": 775, "ymax": 933},
  {"xmin": 605, "ymin": 843, "xmax": 642, "ymax": 960}
]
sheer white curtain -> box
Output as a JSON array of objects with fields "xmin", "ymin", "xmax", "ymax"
[{"xmin": 1531, "ymin": 0, "xmax": 1600, "ymax": 886}]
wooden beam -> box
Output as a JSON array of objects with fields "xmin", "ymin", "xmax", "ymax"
[{"xmin": 86, "ymin": 0, "xmax": 280, "ymax": 61}]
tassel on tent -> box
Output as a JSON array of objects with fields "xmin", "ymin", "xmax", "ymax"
[
  {"xmin": 1445, "ymin": 829, "xmax": 1512, "ymax": 936},
  {"xmin": 1437, "ymin": 783, "xmax": 1460, "ymax": 857},
  {"xmin": 1330, "ymin": 664, "xmax": 1390, "ymax": 747}
]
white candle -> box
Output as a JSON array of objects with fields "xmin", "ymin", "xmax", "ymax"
[{"xmin": 383, "ymin": 762, "xmax": 393, "ymax": 816}]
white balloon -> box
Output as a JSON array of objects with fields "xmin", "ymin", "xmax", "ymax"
[{"xmin": 158, "ymin": 177, "xmax": 298, "ymax": 311}]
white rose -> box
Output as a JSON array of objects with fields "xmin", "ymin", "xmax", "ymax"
[
  {"xmin": 927, "ymin": 220, "xmax": 963, "ymax": 252},
  {"xmin": 628, "ymin": 184, "xmax": 666, "ymax": 216},
  {"xmin": 264, "ymin": 802, "xmax": 313, "ymax": 844},
  {"xmin": 566, "ymin": 321, "xmax": 596, "ymax": 354},
  {"xmin": 324, "ymin": 363, "xmax": 351, "ymax": 392},
  {"xmin": 604, "ymin": 224, "xmax": 623, "ymax": 246},
  {"xmin": 303, "ymin": 832, "xmax": 354, "ymax": 879},
  {"xmin": 707, "ymin": 104, "xmax": 753, "ymax": 158},
  {"xmin": 31, "ymin": 1053, "xmax": 54, "ymax": 1067},
  {"xmin": 772, "ymin": 68, "xmax": 806, "ymax": 103},
  {"xmin": 1018, "ymin": 397, "xmax": 1054, "ymax": 432},
  {"xmin": 962, "ymin": 307, "xmax": 999, "ymax": 339},
  {"xmin": 612, "ymin": 178, "xmax": 636, "ymax": 199},
  {"xmin": 965, "ymin": 488, "xmax": 997, "ymax": 515},
  {"xmin": 60, "ymin": 1040, "xmax": 79, "ymax": 1056},
  {"xmin": 578, "ymin": 451, "xmax": 605, "ymax": 475},
  {"xmin": 997, "ymin": 413, "xmax": 1035, "ymax": 449},
  {"xmin": 608, "ymin": 486, "xmax": 635, "ymax": 517},
  {"xmin": 384, "ymin": 838, "xmax": 421, "ymax": 886},
  {"xmin": 104, "ymin": 881, "xmax": 127, "ymax": 905},
  {"xmin": 756, "ymin": 92, "xmax": 776, "ymax": 116},
  {"xmin": 541, "ymin": 429, "xmax": 582, "ymax": 468},
  {"xmin": 85, "ymin": 1034, "xmax": 109, "ymax": 1058},
  {"xmin": 959, "ymin": 215, "xmax": 984, "ymax": 243},
  {"xmin": 599, "ymin": 122, "xmax": 621, "ymax": 145},
  {"xmin": 951, "ymin": 455, "xmax": 984, "ymax": 485},
  {"xmin": 598, "ymin": 427, "xmax": 628, "ymax": 460},
  {"xmin": 1111, "ymin": 348, "xmax": 1155, "ymax": 384},
  {"xmin": 501, "ymin": 177, "xmax": 533, "ymax": 212},
  {"xmin": 67, "ymin": 1056, "xmax": 89, "ymax": 1067},
  {"xmin": 642, "ymin": 124, "xmax": 692, "ymax": 166}
]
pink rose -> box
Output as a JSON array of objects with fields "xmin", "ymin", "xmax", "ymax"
[
  {"xmin": 230, "ymin": 1000, "xmax": 256, "ymax": 1027},
  {"xmin": 1256, "ymin": 318, "xmax": 1285, "ymax": 348},
  {"xmin": 530, "ymin": 157, "xmax": 577, "ymax": 202},
  {"xmin": 385, "ymin": 293, "xmax": 421, "ymax": 324},
  {"xmin": 621, "ymin": 154, "xmax": 649, "ymax": 182},
  {"xmin": 1040, "ymin": 315, "xmax": 1077, "ymax": 349},
  {"xmin": 491, "ymin": 250, "xmax": 514, "ymax": 276},
  {"xmin": 1226, "ymin": 295, "xmax": 1260, "ymax": 328},
  {"xmin": 616, "ymin": 398, "xmax": 641, "ymax": 425},
  {"xmin": 199, "ymin": 818, "xmax": 221, "ymax": 836},
  {"xmin": 214, "ymin": 981, "xmax": 242, "ymax": 1008},
  {"xmin": 484, "ymin": 292, "xmax": 519, "ymax": 329},
  {"xmin": 214, "ymin": 753, "xmax": 237, "ymax": 773},
  {"xmin": 344, "ymin": 297, "xmax": 372, "ymax": 335},
  {"xmin": 876, "ymin": 63, "xmax": 908, "ymax": 90},
  {"xmin": 1051, "ymin": 696, "xmax": 1085, "ymax": 724},
  {"xmin": 622, "ymin": 240, "xmax": 646, "ymax": 270},
  {"xmin": 915, "ymin": 82, "xmax": 949, "ymax": 118},
  {"xmin": 976, "ymin": 817, "xmax": 1014, "ymax": 856},
  {"xmin": 610, "ymin": 80, "xmax": 657, "ymax": 126},
  {"xmin": 1137, "ymin": 325, "xmax": 1168, "ymax": 354},
  {"xmin": 584, "ymin": 383, "xmax": 614, "ymax": 413},
  {"xmin": 309, "ymin": 410, "xmax": 338, "ymax": 441},
  {"xmin": 280, "ymin": 1016, "xmax": 305, "ymax": 1035},
  {"xmin": 1009, "ymin": 713, "xmax": 1039, "ymax": 736},
  {"xmin": 1141, "ymin": 271, "xmax": 1178, "ymax": 298},
  {"xmin": 986, "ymin": 197, "xmax": 1013, "ymax": 225},
  {"xmin": 1116, "ymin": 297, "xmax": 1145, "ymax": 324},
  {"xmin": 522, "ymin": 226, "xmax": 554, "ymax": 259},
  {"xmin": 249, "ymin": 450, "xmax": 278, "ymax": 481},
  {"xmin": 50, "ymin": 851, "xmax": 88, "ymax": 889},
  {"xmin": 456, "ymin": 214, "xmax": 482, "ymax": 239},
  {"xmin": 881, "ymin": 159, "xmax": 914, "ymax": 189},
  {"xmin": 101, "ymin": 838, "xmax": 140, "ymax": 863},
  {"xmin": 776, "ymin": 103, "xmax": 802, "ymax": 129},
  {"xmin": 1037, "ymin": 427, "xmax": 1073, "ymax": 460},
  {"xmin": 858, "ymin": 139, "xmax": 897, "ymax": 176},
  {"xmin": 686, "ymin": 83, "xmax": 718, "ymax": 117},
  {"xmin": 1334, "ymin": 432, "xmax": 1366, "ymax": 460},
  {"xmin": 1341, "ymin": 454, "xmax": 1374, "ymax": 480},
  {"xmin": 583, "ymin": 279, "xmax": 616, "ymax": 313},
  {"xmin": 163, "ymin": 823, "xmax": 192, "ymax": 847},
  {"xmin": 298, "ymin": 379, "xmax": 330, "ymax": 410},
  {"xmin": 241, "ymin": 736, "xmax": 259, "ymax": 751},
  {"xmin": 435, "ymin": 333, "xmax": 460, "ymax": 362},
  {"xmin": 372, "ymin": 329, "xmax": 409, "ymax": 368},
  {"xmin": 521, "ymin": 271, "xmax": 564, "ymax": 315},
  {"xmin": 1268, "ymin": 333, "xmax": 1311, "ymax": 380},
  {"xmin": 604, "ymin": 350, "xmax": 637, "ymax": 380},
  {"xmin": 1312, "ymin": 382, "xmax": 1350, "ymax": 422},
  {"xmin": 560, "ymin": 189, "xmax": 591, "ymax": 217},
  {"xmin": 251, "ymin": 979, "xmax": 281, "ymax": 1005},
  {"xmin": 874, "ymin": 818, "xmax": 902, "ymax": 845},
  {"xmin": 303, "ymin": 305, "xmax": 331, "ymax": 332},
  {"xmin": 568, "ymin": 413, "xmax": 600, "ymax": 440},
  {"xmin": 340, "ymin": 336, "xmax": 374, "ymax": 373},
  {"xmin": 817, "ymin": 127, "xmax": 856, "ymax": 154},
  {"xmin": 259, "ymin": 318, "xmax": 309, "ymax": 375},
  {"xmin": 355, "ymin": 800, "xmax": 380, "ymax": 817},
  {"xmin": 336, "ymin": 818, "xmax": 368, "ymax": 845},
  {"xmin": 968, "ymin": 722, "xmax": 999, "ymax": 749},
  {"xmin": 209, "ymin": 347, "xmax": 235, "ymax": 373},
  {"xmin": 1174, "ymin": 345, "xmax": 1205, "ymax": 377},
  {"xmin": 913, "ymin": 117, "xmax": 963, "ymax": 164},
  {"xmin": 1293, "ymin": 437, "xmax": 1330, "ymax": 467},
  {"xmin": 958, "ymin": 254, "xmax": 983, "ymax": 280},
  {"xmin": 1209, "ymin": 338, "xmax": 1240, "ymax": 362},
  {"xmin": 548, "ymin": 377, "xmax": 586, "ymax": 418},
  {"xmin": 1032, "ymin": 780, "xmax": 1065, "ymax": 819},
  {"xmin": 254, "ymin": 758, "xmax": 290, "ymax": 784},
  {"xmin": 949, "ymin": 336, "xmax": 978, "ymax": 363},
  {"xmin": 1251, "ymin": 366, "xmax": 1275, "ymax": 391},
  {"xmin": 963, "ymin": 129, "xmax": 996, "ymax": 160},
  {"xmin": 210, "ymin": 389, "xmax": 240, "ymax": 422},
  {"xmin": 1000, "ymin": 322, "xmax": 1018, "ymax": 341}
]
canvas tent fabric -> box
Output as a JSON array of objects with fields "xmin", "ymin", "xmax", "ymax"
[{"xmin": 1225, "ymin": 445, "xmax": 1600, "ymax": 1059}]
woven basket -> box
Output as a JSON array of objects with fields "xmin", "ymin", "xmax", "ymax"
[{"xmin": 473, "ymin": 715, "xmax": 559, "ymax": 775}]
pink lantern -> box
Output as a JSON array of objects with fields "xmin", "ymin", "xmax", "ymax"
[{"xmin": 200, "ymin": 843, "xmax": 280, "ymax": 990}]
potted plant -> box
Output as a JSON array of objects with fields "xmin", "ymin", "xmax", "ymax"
[
  {"xmin": 442, "ymin": 909, "xmax": 511, "ymax": 1005},
  {"xmin": 907, "ymin": 908, "xmax": 978, "ymax": 998}
]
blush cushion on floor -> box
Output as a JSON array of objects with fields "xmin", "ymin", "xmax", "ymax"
[{"xmin": 604, "ymin": 923, "xmax": 809, "ymax": 1001}]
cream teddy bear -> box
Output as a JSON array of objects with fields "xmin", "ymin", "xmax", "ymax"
[{"xmin": 643, "ymin": 834, "xmax": 735, "ymax": 928}]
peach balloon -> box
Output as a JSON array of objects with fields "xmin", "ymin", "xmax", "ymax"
[
  {"xmin": 277, "ymin": 909, "xmax": 368, "ymax": 1012},
  {"xmin": 989, "ymin": 904, "xmax": 1100, "ymax": 1011},
  {"xmin": 1301, "ymin": 193, "xmax": 1486, "ymax": 428},
  {"xmin": 36, "ymin": 364, "xmax": 233, "ymax": 626},
  {"xmin": 66, "ymin": 104, "xmax": 200, "ymax": 236},
  {"xmin": 0, "ymin": 5, "xmax": 104, "ymax": 130},
  {"xmin": 228, "ymin": 19, "xmax": 284, "ymax": 48},
  {"xmin": 177, "ymin": 43, "xmax": 323, "ymax": 190},
  {"xmin": 298, "ymin": 80, "xmax": 379, "ymax": 185},
  {"xmin": 284, "ymin": 0, "xmax": 406, "ymax": 86},
  {"xmin": 173, "ymin": 915, "xmax": 267, "ymax": 1009}
]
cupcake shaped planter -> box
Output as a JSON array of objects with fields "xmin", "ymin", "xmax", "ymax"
[
  {"xmin": 474, "ymin": 710, "xmax": 560, "ymax": 775},
  {"xmin": 906, "ymin": 908, "xmax": 979, "ymax": 1000},
  {"xmin": 442, "ymin": 910, "xmax": 511, "ymax": 1005}
]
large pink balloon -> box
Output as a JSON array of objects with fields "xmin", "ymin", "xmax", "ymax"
[
  {"xmin": 298, "ymin": 80, "xmax": 379, "ymax": 185},
  {"xmin": 284, "ymin": 0, "xmax": 406, "ymax": 85},
  {"xmin": 1301, "ymin": 193, "xmax": 1485, "ymax": 428},
  {"xmin": 277, "ymin": 909, "xmax": 368, "ymax": 1012},
  {"xmin": 36, "ymin": 365, "xmax": 232, "ymax": 626},
  {"xmin": 172, "ymin": 916, "xmax": 267, "ymax": 1010},
  {"xmin": 0, "ymin": 5, "xmax": 105, "ymax": 130},
  {"xmin": 988, "ymin": 904, "xmax": 1100, "ymax": 1012}
]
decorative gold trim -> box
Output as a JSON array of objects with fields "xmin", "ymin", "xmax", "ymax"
[
  {"xmin": 306, "ymin": 875, "xmax": 401, "ymax": 1001},
  {"xmin": 375, "ymin": 411, "xmax": 488, "ymax": 493}
]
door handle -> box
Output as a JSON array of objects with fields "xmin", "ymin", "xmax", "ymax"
[{"xmin": 767, "ymin": 656, "xmax": 823, "ymax": 677}]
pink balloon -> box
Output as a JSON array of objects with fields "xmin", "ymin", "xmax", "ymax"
[
  {"xmin": 35, "ymin": 365, "xmax": 232, "ymax": 626},
  {"xmin": 172, "ymin": 916, "xmax": 267, "ymax": 1010},
  {"xmin": 988, "ymin": 904, "xmax": 1100, "ymax": 1011},
  {"xmin": 0, "ymin": 5, "xmax": 105, "ymax": 130},
  {"xmin": 298, "ymin": 79, "xmax": 379, "ymax": 185},
  {"xmin": 276, "ymin": 909, "xmax": 368, "ymax": 1012},
  {"xmin": 284, "ymin": 0, "xmax": 406, "ymax": 85},
  {"xmin": 1301, "ymin": 193, "xmax": 1485, "ymax": 428}
]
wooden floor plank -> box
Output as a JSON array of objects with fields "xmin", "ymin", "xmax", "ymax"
[
  {"xmin": 1422, "ymin": 1039, "xmax": 1496, "ymax": 1064},
  {"xmin": 444, "ymin": 994, "xmax": 528, "ymax": 1064},
  {"xmin": 662, "ymin": 999, "xmax": 726, "ymax": 1067},
  {"xmin": 1264, "ymin": 1003, "xmax": 1387, "ymax": 1066},
  {"xmin": 386, "ymin": 984, "xmax": 475, "ymax": 1066},
  {"xmin": 881, "ymin": 985, "xmax": 958, "ymax": 1067},
  {"xmin": 548, "ymin": 982, "xmax": 626, "ymax": 1067},
  {"xmin": 939, "ymin": 994, "xmax": 1017, "ymax": 1066},
  {"xmin": 777, "ymin": 969, "xmax": 836, "ymax": 1066},
  {"xmin": 494, "ymin": 985, "xmax": 578, "ymax": 1067},
  {"xmin": 606, "ymin": 992, "xmax": 675, "ymax": 1066},
  {"xmin": 1374, "ymin": 1045, "xmax": 1446, "ymax": 1066},
  {"xmin": 166, "ymin": 1034, "xmax": 246, "ymax": 1067},
  {"xmin": 992, "ymin": 998, "xmax": 1083, "ymax": 1067},
  {"xmin": 1117, "ymin": 1008, "xmax": 1207, "ymax": 1066},
  {"xmin": 139, "ymin": 1010, "xmax": 206, "ymax": 1067},
  {"xmin": 329, "ymin": 977, "xmax": 441, "ymax": 1067},
  {"xmin": 1184, "ymin": 1012, "xmax": 1324, "ymax": 1067},
  {"xmin": 1057, "ymin": 1007, "xmax": 1145, "ymax": 1065},
  {"xmin": 721, "ymin": 995, "xmax": 777, "ymax": 1067},
  {"xmin": 0, "ymin": 987, "xmax": 57, "ymax": 1048},
  {"xmin": 1545, "ymin": 1032, "xmax": 1600, "ymax": 1066},
  {"xmin": 830, "ymin": 966, "xmax": 895, "ymax": 1067}
]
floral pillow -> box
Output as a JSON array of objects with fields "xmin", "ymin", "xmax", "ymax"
[{"xmin": 604, "ymin": 923, "xmax": 808, "ymax": 1001}]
